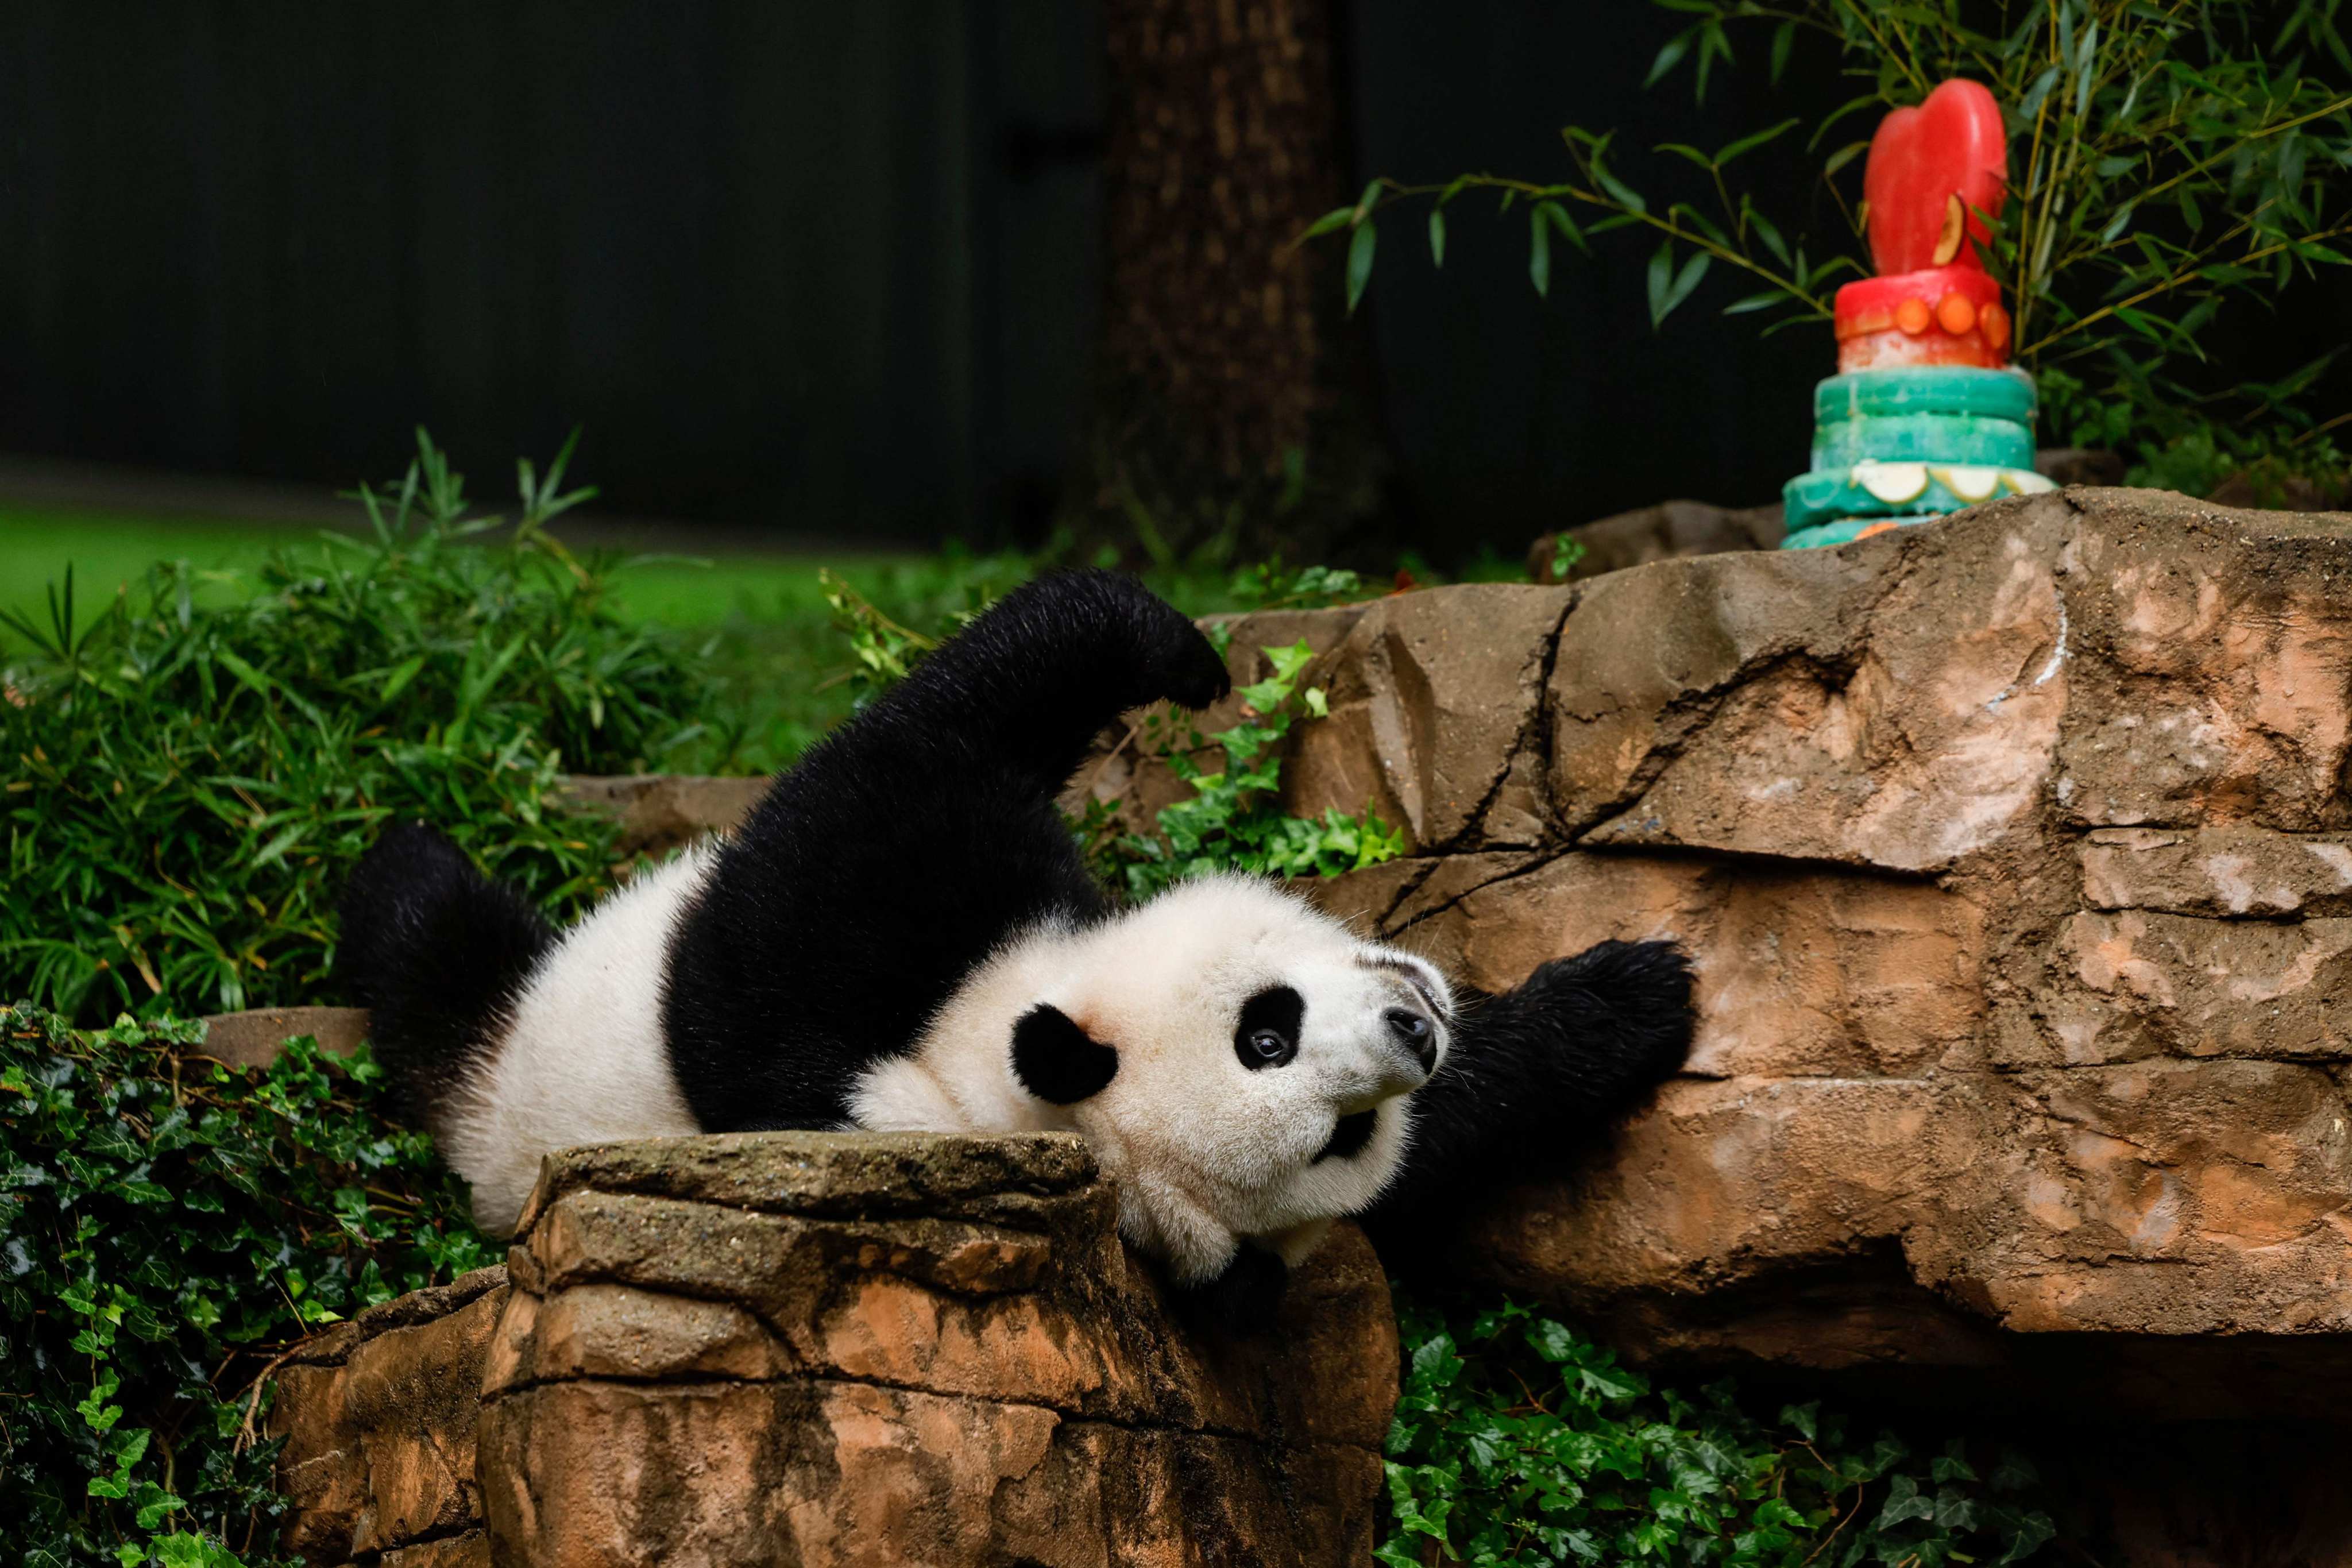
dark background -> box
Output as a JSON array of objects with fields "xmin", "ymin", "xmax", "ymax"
[{"xmin": 1, "ymin": 2, "xmax": 2342, "ymax": 559}]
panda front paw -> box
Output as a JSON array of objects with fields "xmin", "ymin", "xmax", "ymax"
[{"xmin": 1523, "ymin": 938, "xmax": 1697, "ymax": 1085}]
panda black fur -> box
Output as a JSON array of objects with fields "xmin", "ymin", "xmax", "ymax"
[{"xmin": 338, "ymin": 569, "xmax": 1696, "ymax": 1310}]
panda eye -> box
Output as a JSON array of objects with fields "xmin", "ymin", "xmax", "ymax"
[
  {"xmin": 1248, "ymin": 1028, "xmax": 1293, "ymax": 1064},
  {"xmin": 1234, "ymin": 985, "xmax": 1305, "ymax": 1070}
]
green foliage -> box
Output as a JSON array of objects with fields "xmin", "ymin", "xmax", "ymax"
[
  {"xmin": 0, "ymin": 431, "xmax": 714, "ymax": 1024},
  {"xmin": 1087, "ymin": 639, "xmax": 1406, "ymax": 899},
  {"xmin": 2042, "ymin": 353, "xmax": 2352, "ymax": 503},
  {"xmin": 1382, "ymin": 1294, "xmax": 2057, "ymax": 1568},
  {"xmin": 0, "ymin": 1005, "xmax": 491, "ymax": 1567},
  {"xmin": 817, "ymin": 567, "xmax": 947, "ymax": 710},
  {"xmin": 800, "ymin": 554, "xmax": 1399, "ymax": 903},
  {"xmin": 1550, "ymin": 532, "xmax": 1590, "ymax": 582},
  {"xmin": 1319, "ymin": 0, "xmax": 2352, "ymax": 497}
]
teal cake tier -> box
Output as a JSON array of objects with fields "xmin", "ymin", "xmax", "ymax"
[
  {"xmin": 1813, "ymin": 411, "xmax": 2032, "ymax": 470},
  {"xmin": 1783, "ymin": 367, "xmax": 2045, "ymax": 547},
  {"xmin": 1782, "ymin": 513, "xmax": 1941, "ymax": 550},
  {"xmin": 1812, "ymin": 367, "xmax": 2036, "ymax": 426},
  {"xmin": 1783, "ymin": 460, "xmax": 2056, "ymax": 534}
]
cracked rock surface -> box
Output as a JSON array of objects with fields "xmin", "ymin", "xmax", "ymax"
[
  {"xmin": 271, "ymin": 1132, "xmax": 1393, "ymax": 1567},
  {"xmin": 1082, "ymin": 487, "xmax": 2352, "ymax": 1420}
]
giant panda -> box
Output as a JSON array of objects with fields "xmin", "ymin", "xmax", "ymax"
[{"xmin": 338, "ymin": 569, "xmax": 1694, "ymax": 1313}]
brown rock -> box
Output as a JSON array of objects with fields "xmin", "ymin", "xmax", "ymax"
[
  {"xmin": 2042, "ymin": 909, "xmax": 2352, "ymax": 1063},
  {"xmin": 1529, "ymin": 498, "xmax": 1785, "ymax": 583},
  {"xmin": 2080, "ymin": 823, "xmax": 2352, "ymax": 917},
  {"xmin": 558, "ymin": 773, "xmax": 771, "ymax": 856},
  {"xmin": 266, "ymin": 1269, "xmax": 508, "ymax": 1563},
  {"xmin": 273, "ymin": 1136, "xmax": 1393, "ymax": 1566},
  {"xmin": 378, "ymin": 1533, "xmax": 492, "ymax": 1568},
  {"xmin": 1096, "ymin": 488, "xmax": 2352, "ymax": 1430},
  {"xmin": 1284, "ymin": 584, "xmax": 1573, "ymax": 851},
  {"xmin": 2034, "ymin": 447, "xmax": 2126, "ymax": 487},
  {"xmin": 1558, "ymin": 496, "xmax": 2071, "ymax": 872},
  {"xmin": 196, "ymin": 1006, "xmax": 369, "ymax": 1069}
]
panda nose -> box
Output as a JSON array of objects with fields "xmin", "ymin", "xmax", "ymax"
[{"xmin": 1385, "ymin": 1007, "xmax": 1437, "ymax": 1073}]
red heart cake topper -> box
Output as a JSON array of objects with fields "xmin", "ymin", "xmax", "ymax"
[{"xmin": 1863, "ymin": 78, "xmax": 2008, "ymax": 276}]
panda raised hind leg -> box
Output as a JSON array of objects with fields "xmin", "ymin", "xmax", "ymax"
[{"xmin": 661, "ymin": 568, "xmax": 1235, "ymax": 1136}]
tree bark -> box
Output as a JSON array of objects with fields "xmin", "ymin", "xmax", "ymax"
[{"xmin": 1079, "ymin": 0, "xmax": 1390, "ymax": 565}]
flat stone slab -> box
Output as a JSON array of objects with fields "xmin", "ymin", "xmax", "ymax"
[
  {"xmin": 558, "ymin": 772, "xmax": 768, "ymax": 855},
  {"xmin": 198, "ymin": 1006, "xmax": 370, "ymax": 1068}
]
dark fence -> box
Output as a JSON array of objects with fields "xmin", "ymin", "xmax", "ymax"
[{"xmin": 2, "ymin": 3, "xmax": 2343, "ymax": 553}]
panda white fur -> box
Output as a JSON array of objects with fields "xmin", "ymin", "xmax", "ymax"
[{"xmin": 339, "ymin": 569, "xmax": 1694, "ymax": 1314}]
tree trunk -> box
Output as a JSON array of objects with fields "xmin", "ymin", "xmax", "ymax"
[{"xmin": 1079, "ymin": 0, "xmax": 1390, "ymax": 566}]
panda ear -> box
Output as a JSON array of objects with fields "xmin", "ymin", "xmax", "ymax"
[{"xmin": 1011, "ymin": 1004, "xmax": 1119, "ymax": 1104}]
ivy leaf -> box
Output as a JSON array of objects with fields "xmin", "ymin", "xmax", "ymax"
[{"xmin": 1874, "ymin": 1474, "xmax": 1937, "ymax": 1529}]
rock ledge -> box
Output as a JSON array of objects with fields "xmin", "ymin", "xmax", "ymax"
[{"xmin": 272, "ymin": 1130, "xmax": 1395, "ymax": 1567}]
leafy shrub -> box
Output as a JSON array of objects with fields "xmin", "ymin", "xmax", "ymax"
[
  {"xmin": 1, "ymin": 432, "xmax": 705, "ymax": 1024},
  {"xmin": 1382, "ymin": 1295, "xmax": 2057, "ymax": 1568},
  {"xmin": 0, "ymin": 1005, "xmax": 491, "ymax": 1567}
]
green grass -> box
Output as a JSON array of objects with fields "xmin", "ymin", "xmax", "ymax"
[
  {"xmin": 0, "ymin": 508, "xmax": 951, "ymax": 771},
  {"xmin": 3, "ymin": 500, "xmax": 1532, "ymax": 778},
  {"xmin": 0, "ymin": 504, "xmax": 926, "ymax": 635},
  {"xmin": 0, "ymin": 508, "xmax": 294, "ymax": 624}
]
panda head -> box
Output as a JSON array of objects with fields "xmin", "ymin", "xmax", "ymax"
[{"xmin": 1009, "ymin": 874, "xmax": 1453, "ymax": 1285}]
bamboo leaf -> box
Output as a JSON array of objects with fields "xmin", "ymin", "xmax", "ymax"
[
  {"xmin": 1645, "ymin": 30, "xmax": 1692, "ymax": 87},
  {"xmin": 2019, "ymin": 65, "xmax": 2061, "ymax": 121},
  {"xmin": 1717, "ymin": 117, "xmax": 1802, "ymax": 166},
  {"xmin": 1540, "ymin": 200, "xmax": 1589, "ymax": 254},
  {"xmin": 1345, "ymin": 221, "xmax": 1378, "ymax": 316},
  {"xmin": 1668, "ymin": 202, "xmax": 1730, "ymax": 247},
  {"xmin": 1530, "ymin": 207, "xmax": 1552, "ymax": 298},
  {"xmin": 1300, "ymin": 207, "xmax": 1354, "ymax": 241},
  {"xmin": 1593, "ymin": 163, "xmax": 1648, "ymax": 215},
  {"xmin": 1657, "ymin": 252, "xmax": 1712, "ymax": 326},
  {"xmin": 1428, "ymin": 207, "xmax": 1447, "ymax": 268},
  {"xmin": 1821, "ymin": 139, "xmax": 1871, "ymax": 179}
]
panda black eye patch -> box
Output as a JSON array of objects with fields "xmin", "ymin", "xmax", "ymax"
[
  {"xmin": 1011, "ymin": 1005, "xmax": 1119, "ymax": 1103},
  {"xmin": 1234, "ymin": 984, "xmax": 1304, "ymax": 1069}
]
